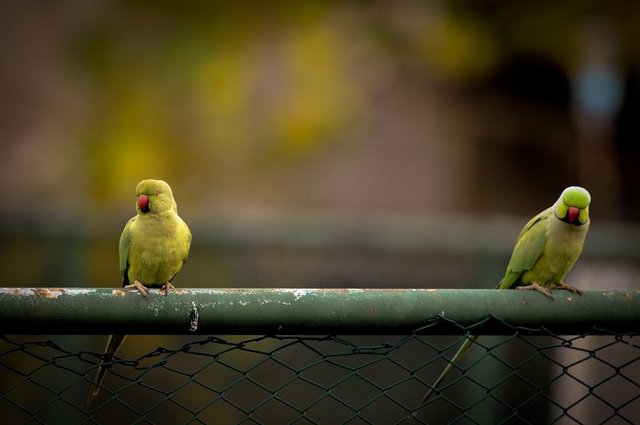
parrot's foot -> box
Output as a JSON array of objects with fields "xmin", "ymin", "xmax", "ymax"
[
  {"xmin": 124, "ymin": 280, "xmax": 149, "ymax": 298},
  {"xmin": 517, "ymin": 283, "xmax": 553, "ymax": 299},
  {"xmin": 556, "ymin": 282, "xmax": 582, "ymax": 295},
  {"xmin": 160, "ymin": 282, "xmax": 175, "ymax": 296}
]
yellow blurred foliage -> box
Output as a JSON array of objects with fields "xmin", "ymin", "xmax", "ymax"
[
  {"xmin": 81, "ymin": 5, "xmax": 363, "ymax": 203},
  {"xmin": 416, "ymin": 12, "xmax": 499, "ymax": 82},
  {"xmin": 271, "ymin": 25, "xmax": 361, "ymax": 156},
  {"xmin": 87, "ymin": 81, "xmax": 175, "ymax": 201}
]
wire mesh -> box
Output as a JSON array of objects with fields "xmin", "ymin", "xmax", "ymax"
[{"xmin": 1, "ymin": 318, "xmax": 639, "ymax": 424}]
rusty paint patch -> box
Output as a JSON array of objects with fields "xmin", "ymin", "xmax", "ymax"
[
  {"xmin": 173, "ymin": 289, "xmax": 192, "ymax": 295},
  {"xmin": 624, "ymin": 292, "xmax": 631, "ymax": 300},
  {"xmin": 426, "ymin": 289, "xmax": 437, "ymax": 292},
  {"xmin": 566, "ymin": 297, "xmax": 573, "ymax": 302},
  {"xmin": 30, "ymin": 288, "xmax": 64, "ymax": 299},
  {"xmin": 112, "ymin": 289, "xmax": 127, "ymax": 297},
  {"xmin": 0, "ymin": 288, "xmax": 35, "ymax": 296}
]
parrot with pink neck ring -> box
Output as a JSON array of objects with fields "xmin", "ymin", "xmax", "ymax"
[{"xmin": 413, "ymin": 186, "xmax": 591, "ymax": 418}]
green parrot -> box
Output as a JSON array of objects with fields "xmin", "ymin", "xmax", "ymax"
[
  {"xmin": 87, "ymin": 179, "xmax": 191, "ymax": 404},
  {"xmin": 413, "ymin": 186, "xmax": 591, "ymax": 417}
]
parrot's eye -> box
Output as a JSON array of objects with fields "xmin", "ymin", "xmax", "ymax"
[{"xmin": 155, "ymin": 191, "xmax": 160, "ymax": 196}]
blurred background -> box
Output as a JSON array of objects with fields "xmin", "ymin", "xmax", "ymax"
[
  {"xmin": 2, "ymin": 1, "xmax": 640, "ymax": 423},
  {"xmin": 1, "ymin": 0, "xmax": 639, "ymax": 290}
]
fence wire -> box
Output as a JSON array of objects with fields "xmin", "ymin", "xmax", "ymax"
[{"xmin": 1, "ymin": 320, "xmax": 639, "ymax": 425}]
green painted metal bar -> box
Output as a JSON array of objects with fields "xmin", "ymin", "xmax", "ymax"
[{"xmin": 0, "ymin": 288, "xmax": 638, "ymax": 335}]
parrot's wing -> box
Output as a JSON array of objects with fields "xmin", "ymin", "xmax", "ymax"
[
  {"xmin": 498, "ymin": 207, "xmax": 551, "ymax": 289},
  {"xmin": 119, "ymin": 217, "xmax": 135, "ymax": 285},
  {"xmin": 182, "ymin": 221, "xmax": 192, "ymax": 264},
  {"xmin": 167, "ymin": 218, "xmax": 192, "ymax": 283}
]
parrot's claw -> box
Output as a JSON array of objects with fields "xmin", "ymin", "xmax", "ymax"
[
  {"xmin": 557, "ymin": 282, "xmax": 582, "ymax": 295},
  {"xmin": 517, "ymin": 283, "xmax": 553, "ymax": 299},
  {"xmin": 160, "ymin": 282, "xmax": 175, "ymax": 296},
  {"xmin": 124, "ymin": 280, "xmax": 150, "ymax": 298}
]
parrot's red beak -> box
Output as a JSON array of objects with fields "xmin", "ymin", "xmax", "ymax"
[
  {"xmin": 138, "ymin": 194, "xmax": 150, "ymax": 213},
  {"xmin": 568, "ymin": 207, "xmax": 580, "ymax": 224}
]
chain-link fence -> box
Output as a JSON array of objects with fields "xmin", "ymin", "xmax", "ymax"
[{"xmin": 1, "ymin": 288, "xmax": 639, "ymax": 424}]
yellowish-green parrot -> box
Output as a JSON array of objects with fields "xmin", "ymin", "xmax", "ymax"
[
  {"xmin": 87, "ymin": 179, "xmax": 191, "ymax": 404},
  {"xmin": 413, "ymin": 186, "xmax": 591, "ymax": 417}
]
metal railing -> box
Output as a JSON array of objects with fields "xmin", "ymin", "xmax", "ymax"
[{"xmin": 1, "ymin": 288, "xmax": 639, "ymax": 424}]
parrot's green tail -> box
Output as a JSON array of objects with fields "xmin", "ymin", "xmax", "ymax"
[
  {"xmin": 86, "ymin": 334, "xmax": 127, "ymax": 404},
  {"xmin": 412, "ymin": 335, "xmax": 480, "ymax": 419}
]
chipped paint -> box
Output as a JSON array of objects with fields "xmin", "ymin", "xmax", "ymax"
[
  {"xmin": 0, "ymin": 288, "xmax": 33, "ymax": 296},
  {"xmin": 112, "ymin": 289, "xmax": 127, "ymax": 297},
  {"xmin": 189, "ymin": 301, "xmax": 199, "ymax": 332},
  {"xmin": 292, "ymin": 289, "xmax": 308, "ymax": 301},
  {"xmin": 31, "ymin": 288, "xmax": 64, "ymax": 299},
  {"xmin": 63, "ymin": 288, "xmax": 96, "ymax": 296}
]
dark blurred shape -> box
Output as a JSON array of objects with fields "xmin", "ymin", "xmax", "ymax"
[
  {"xmin": 616, "ymin": 60, "xmax": 640, "ymax": 220},
  {"xmin": 494, "ymin": 53, "xmax": 571, "ymax": 107}
]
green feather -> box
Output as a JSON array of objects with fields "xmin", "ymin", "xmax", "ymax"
[
  {"xmin": 119, "ymin": 217, "xmax": 134, "ymax": 284},
  {"xmin": 498, "ymin": 207, "xmax": 551, "ymax": 289}
]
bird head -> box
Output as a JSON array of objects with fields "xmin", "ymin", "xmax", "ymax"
[
  {"xmin": 554, "ymin": 186, "xmax": 591, "ymax": 226},
  {"xmin": 135, "ymin": 179, "xmax": 177, "ymax": 215}
]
